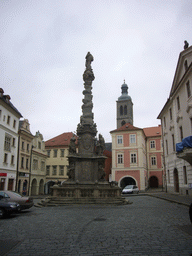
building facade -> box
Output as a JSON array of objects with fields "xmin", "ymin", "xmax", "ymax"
[
  {"xmin": 30, "ymin": 131, "xmax": 47, "ymax": 196},
  {"xmin": 143, "ymin": 125, "xmax": 164, "ymax": 188},
  {"xmin": 17, "ymin": 119, "xmax": 34, "ymax": 195},
  {"xmin": 0, "ymin": 88, "xmax": 22, "ymax": 191},
  {"xmin": 45, "ymin": 132, "xmax": 77, "ymax": 194},
  {"xmin": 158, "ymin": 42, "xmax": 192, "ymax": 195},
  {"xmin": 111, "ymin": 123, "xmax": 147, "ymax": 191}
]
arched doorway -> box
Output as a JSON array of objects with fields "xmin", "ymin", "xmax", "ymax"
[
  {"xmin": 39, "ymin": 179, "xmax": 44, "ymax": 195},
  {"xmin": 120, "ymin": 177, "xmax": 136, "ymax": 189},
  {"xmin": 22, "ymin": 180, "xmax": 28, "ymax": 195},
  {"xmin": 149, "ymin": 176, "xmax": 159, "ymax": 188},
  {"xmin": 174, "ymin": 168, "xmax": 179, "ymax": 192},
  {"xmin": 31, "ymin": 179, "xmax": 37, "ymax": 196}
]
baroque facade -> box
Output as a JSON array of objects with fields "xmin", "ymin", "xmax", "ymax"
[
  {"xmin": 0, "ymin": 88, "xmax": 22, "ymax": 191},
  {"xmin": 158, "ymin": 42, "xmax": 192, "ymax": 195}
]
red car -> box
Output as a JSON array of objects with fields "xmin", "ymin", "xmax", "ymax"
[{"xmin": 0, "ymin": 191, "xmax": 34, "ymax": 210}]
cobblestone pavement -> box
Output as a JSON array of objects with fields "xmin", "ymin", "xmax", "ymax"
[{"xmin": 0, "ymin": 196, "xmax": 192, "ymax": 256}]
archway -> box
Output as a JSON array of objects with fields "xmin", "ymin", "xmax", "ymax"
[
  {"xmin": 149, "ymin": 176, "xmax": 159, "ymax": 188},
  {"xmin": 39, "ymin": 179, "xmax": 44, "ymax": 195},
  {"xmin": 120, "ymin": 176, "xmax": 136, "ymax": 189},
  {"xmin": 174, "ymin": 168, "xmax": 179, "ymax": 192},
  {"xmin": 22, "ymin": 179, "xmax": 28, "ymax": 195},
  {"xmin": 31, "ymin": 179, "xmax": 37, "ymax": 196}
]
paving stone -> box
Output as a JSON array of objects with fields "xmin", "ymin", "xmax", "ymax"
[{"xmin": 0, "ymin": 196, "xmax": 192, "ymax": 255}]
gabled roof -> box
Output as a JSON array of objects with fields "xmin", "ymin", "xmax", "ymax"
[
  {"xmin": 143, "ymin": 125, "xmax": 162, "ymax": 137},
  {"xmin": 0, "ymin": 89, "xmax": 22, "ymax": 117},
  {"xmin": 45, "ymin": 132, "xmax": 77, "ymax": 147},
  {"xmin": 110, "ymin": 123, "xmax": 142, "ymax": 133}
]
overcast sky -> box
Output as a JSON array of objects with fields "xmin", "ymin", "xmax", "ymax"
[{"xmin": 1, "ymin": 0, "xmax": 192, "ymax": 142}]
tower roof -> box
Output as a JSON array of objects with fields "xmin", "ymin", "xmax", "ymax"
[{"xmin": 118, "ymin": 81, "xmax": 132, "ymax": 101}]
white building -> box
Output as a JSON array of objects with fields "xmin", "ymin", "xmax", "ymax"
[
  {"xmin": 158, "ymin": 42, "xmax": 192, "ymax": 196},
  {"xmin": 0, "ymin": 88, "xmax": 22, "ymax": 190}
]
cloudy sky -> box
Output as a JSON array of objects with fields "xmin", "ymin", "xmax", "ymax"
[{"xmin": 1, "ymin": 0, "xmax": 192, "ymax": 142}]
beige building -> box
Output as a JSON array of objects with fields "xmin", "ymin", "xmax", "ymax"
[
  {"xmin": 30, "ymin": 131, "xmax": 47, "ymax": 196},
  {"xmin": 17, "ymin": 119, "xmax": 34, "ymax": 195},
  {"xmin": 45, "ymin": 132, "xmax": 77, "ymax": 194},
  {"xmin": 158, "ymin": 42, "xmax": 192, "ymax": 195}
]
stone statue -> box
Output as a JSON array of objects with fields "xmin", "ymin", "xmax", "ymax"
[
  {"xmin": 98, "ymin": 163, "xmax": 106, "ymax": 181},
  {"xmin": 67, "ymin": 161, "xmax": 75, "ymax": 180},
  {"xmin": 85, "ymin": 52, "xmax": 94, "ymax": 70},
  {"xmin": 184, "ymin": 40, "xmax": 189, "ymax": 50},
  {"xmin": 96, "ymin": 134, "xmax": 105, "ymax": 155},
  {"xmin": 69, "ymin": 136, "xmax": 76, "ymax": 154}
]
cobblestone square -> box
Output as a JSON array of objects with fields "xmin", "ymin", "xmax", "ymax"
[{"xmin": 0, "ymin": 196, "xmax": 192, "ymax": 256}]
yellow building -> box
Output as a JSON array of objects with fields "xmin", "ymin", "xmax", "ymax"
[{"xmin": 45, "ymin": 132, "xmax": 77, "ymax": 194}]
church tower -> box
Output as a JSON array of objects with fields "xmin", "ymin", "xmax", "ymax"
[{"xmin": 116, "ymin": 81, "xmax": 133, "ymax": 128}]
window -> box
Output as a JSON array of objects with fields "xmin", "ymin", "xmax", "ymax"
[
  {"xmin": 12, "ymin": 138, "xmax": 15, "ymax": 147},
  {"xmin": 117, "ymin": 154, "xmax": 123, "ymax": 164},
  {"xmin": 186, "ymin": 81, "xmax": 191, "ymax": 98},
  {"xmin": 7, "ymin": 115, "xmax": 10, "ymax": 125},
  {"xmin": 169, "ymin": 108, "xmax": 172, "ymax": 120},
  {"xmin": 117, "ymin": 135, "xmax": 123, "ymax": 145},
  {"xmin": 183, "ymin": 166, "xmax": 187, "ymax": 184},
  {"xmin": 172, "ymin": 134, "xmax": 175, "ymax": 151},
  {"xmin": 4, "ymin": 135, "xmax": 11, "ymax": 151},
  {"xmin": 46, "ymin": 166, "xmax": 50, "ymax": 176},
  {"xmin": 0, "ymin": 109, "xmax": 1, "ymax": 119},
  {"xmin": 41, "ymin": 161, "xmax": 45, "ymax": 172},
  {"xmin": 165, "ymin": 140, "xmax": 168, "ymax": 155},
  {"xmin": 124, "ymin": 105, "xmax": 127, "ymax": 115},
  {"xmin": 52, "ymin": 166, "xmax": 57, "ymax": 175},
  {"xmin": 176, "ymin": 96, "xmax": 180, "ymax": 111},
  {"xmin": 33, "ymin": 159, "xmax": 38, "ymax": 170},
  {"xmin": 59, "ymin": 166, "xmax": 64, "ymax": 176},
  {"xmin": 11, "ymin": 155, "xmax": 14, "ymax": 165},
  {"xmin": 130, "ymin": 134, "xmax": 136, "ymax": 144},
  {"xmin": 131, "ymin": 153, "xmax": 137, "ymax": 164},
  {"xmin": 26, "ymin": 158, "xmax": 29, "ymax": 169},
  {"xmin": 60, "ymin": 149, "xmax": 65, "ymax": 157},
  {"xmin": 4, "ymin": 153, "xmax": 8, "ymax": 163},
  {"xmin": 27, "ymin": 144, "xmax": 29, "ymax": 152},
  {"xmin": 13, "ymin": 120, "xmax": 16, "ymax": 128},
  {"xmin": 38, "ymin": 142, "xmax": 41, "ymax": 149},
  {"xmin": 21, "ymin": 157, "xmax": 24, "ymax": 168},
  {"xmin": 21, "ymin": 141, "xmax": 25, "ymax": 150},
  {"xmin": 120, "ymin": 105, "xmax": 123, "ymax": 116},
  {"xmin": 191, "ymin": 118, "xmax": 192, "ymax": 135},
  {"xmin": 53, "ymin": 149, "xmax": 57, "ymax": 158},
  {"xmin": 164, "ymin": 117, "xmax": 166, "ymax": 128},
  {"xmin": 151, "ymin": 156, "xmax": 156, "ymax": 166},
  {"xmin": 47, "ymin": 150, "xmax": 51, "ymax": 158},
  {"xmin": 150, "ymin": 140, "xmax": 155, "ymax": 149},
  {"xmin": 179, "ymin": 126, "xmax": 183, "ymax": 141}
]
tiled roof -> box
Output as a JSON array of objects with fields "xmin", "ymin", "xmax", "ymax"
[
  {"xmin": 45, "ymin": 132, "xmax": 77, "ymax": 147},
  {"xmin": 143, "ymin": 125, "xmax": 162, "ymax": 137},
  {"xmin": 110, "ymin": 123, "xmax": 142, "ymax": 133}
]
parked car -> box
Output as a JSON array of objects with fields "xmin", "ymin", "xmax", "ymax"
[
  {"xmin": 0, "ymin": 191, "xmax": 34, "ymax": 210},
  {"xmin": 122, "ymin": 185, "xmax": 139, "ymax": 194},
  {"xmin": 0, "ymin": 196, "xmax": 20, "ymax": 218}
]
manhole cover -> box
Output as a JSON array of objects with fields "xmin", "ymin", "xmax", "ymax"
[{"xmin": 93, "ymin": 218, "xmax": 106, "ymax": 221}]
